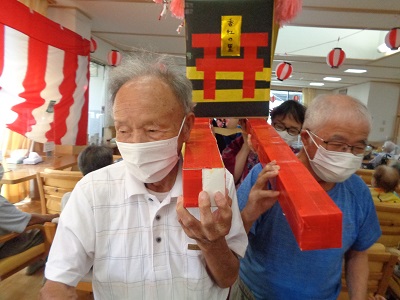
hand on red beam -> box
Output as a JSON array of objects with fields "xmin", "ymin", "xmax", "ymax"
[
  {"xmin": 241, "ymin": 161, "xmax": 280, "ymax": 233},
  {"xmin": 177, "ymin": 190, "xmax": 233, "ymax": 242}
]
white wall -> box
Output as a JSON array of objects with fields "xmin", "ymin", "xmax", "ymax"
[
  {"xmin": 367, "ymin": 82, "xmax": 400, "ymax": 142},
  {"xmin": 344, "ymin": 82, "xmax": 400, "ymax": 142}
]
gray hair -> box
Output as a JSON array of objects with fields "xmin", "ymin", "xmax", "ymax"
[
  {"xmin": 108, "ymin": 52, "xmax": 194, "ymax": 114},
  {"xmin": 383, "ymin": 141, "xmax": 396, "ymax": 153},
  {"xmin": 303, "ymin": 94, "xmax": 372, "ymax": 132},
  {"xmin": 78, "ymin": 145, "xmax": 114, "ymax": 176}
]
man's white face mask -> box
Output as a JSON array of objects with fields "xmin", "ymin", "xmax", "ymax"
[
  {"xmin": 303, "ymin": 130, "xmax": 363, "ymax": 183},
  {"xmin": 116, "ymin": 117, "xmax": 186, "ymax": 183}
]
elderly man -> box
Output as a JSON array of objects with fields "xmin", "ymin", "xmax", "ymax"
[
  {"xmin": 40, "ymin": 53, "xmax": 247, "ymax": 299},
  {"xmin": 231, "ymin": 94, "xmax": 381, "ymax": 300}
]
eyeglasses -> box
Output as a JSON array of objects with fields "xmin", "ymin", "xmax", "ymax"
[
  {"xmin": 273, "ymin": 123, "xmax": 301, "ymax": 136},
  {"xmin": 307, "ymin": 130, "xmax": 367, "ymax": 156}
]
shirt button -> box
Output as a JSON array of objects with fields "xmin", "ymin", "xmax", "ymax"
[
  {"xmin": 156, "ymin": 237, "xmax": 162, "ymax": 243},
  {"xmin": 155, "ymin": 215, "xmax": 161, "ymax": 221}
]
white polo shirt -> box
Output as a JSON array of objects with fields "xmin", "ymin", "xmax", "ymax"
[{"xmin": 45, "ymin": 160, "xmax": 248, "ymax": 299}]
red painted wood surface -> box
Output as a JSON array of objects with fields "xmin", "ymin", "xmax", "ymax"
[{"xmin": 247, "ymin": 118, "xmax": 342, "ymax": 250}]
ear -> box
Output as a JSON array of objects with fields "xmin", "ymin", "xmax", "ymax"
[
  {"xmin": 300, "ymin": 130, "xmax": 310, "ymax": 146},
  {"xmin": 182, "ymin": 112, "xmax": 195, "ymax": 142}
]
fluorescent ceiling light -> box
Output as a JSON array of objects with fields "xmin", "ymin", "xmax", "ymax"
[
  {"xmin": 344, "ymin": 69, "xmax": 367, "ymax": 74},
  {"xmin": 323, "ymin": 77, "xmax": 342, "ymax": 82},
  {"xmin": 377, "ymin": 43, "xmax": 390, "ymax": 53},
  {"xmin": 310, "ymin": 82, "xmax": 324, "ymax": 86}
]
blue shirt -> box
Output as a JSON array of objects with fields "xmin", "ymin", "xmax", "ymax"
[{"xmin": 237, "ymin": 163, "xmax": 381, "ymax": 300}]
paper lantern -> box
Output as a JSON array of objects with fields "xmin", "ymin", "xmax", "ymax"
[
  {"xmin": 90, "ymin": 37, "xmax": 97, "ymax": 53},
  {"xmin": 107, "ymin": 50, "xmax": 122, "ymax": 67},
  {"xmin": 326, "ymin": 47, "xmax": 346, "ymax": 68},
  {"xmin": 385, "ymin": 27, "xmax": 400, "ymax": 50},
  {"xmin": 275, "ymin": 62, "xmax": 292, "ymax": 81}
]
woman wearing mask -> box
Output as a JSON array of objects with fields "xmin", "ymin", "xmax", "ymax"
[
  {"xmin": 221, "ymin": 100, "xmax": 306, "ymax": 187},
  {"xmin": 270, "ymin": 100, "xmax": 306, "ymax": 152}
]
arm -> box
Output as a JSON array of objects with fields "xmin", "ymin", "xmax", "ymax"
[
  {"xmin": 232, "ymin": 121, "xmax": 255, "ymax": 183},
  {"xmin": 39, "ymin": 280, "xmax": 77, "ymax": 300},
  {"xmin": 232, "ymin": 138, "xmax": 251, "ymax": 183},
  {"xmin": 344, "ymin": 249, "xmax": 369, "ymax": 300},
  {"xmin": 240, "ymin": 162, "xmax": 280, "ymax": 233},
  {"xmin": 28, "ymin": 213, "xmax": 59, "ymax": 226},
  {"xmin": 176, "ymin": 191, "xmax": 239, "ymax": 288}
]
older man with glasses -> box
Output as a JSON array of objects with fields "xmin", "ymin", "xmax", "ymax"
[{"xmin": 230, "ymin": 94, "xmax": 382, "ymax": 300}]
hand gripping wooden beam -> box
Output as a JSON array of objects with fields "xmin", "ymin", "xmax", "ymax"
[{"xmin": 247, "ymin": 118, "xmax": 342, "ymax": 250}]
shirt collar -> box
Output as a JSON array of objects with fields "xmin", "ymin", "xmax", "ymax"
[{"xmin": 123, "ymin": 158, "xmax": 183, "ymax": 199}]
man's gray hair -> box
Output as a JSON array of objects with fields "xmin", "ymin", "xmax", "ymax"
[
  {"xmin": 302, "ymin": 94, "xmax": 372, "ymax": 132},
  {"xmin": 108, "ymin": 51, "xmax": 194, "ymax": 114},
  {"xmin": 383, "ymin": 141, "xmax": 396, "ymax": 153}
]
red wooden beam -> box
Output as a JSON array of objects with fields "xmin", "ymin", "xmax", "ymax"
[
  {"xmin": 247, "ymin": 118, "xmax": 342, "ymax": 250},
  {"xmin": 182, "ymin": 118, "xmax": 225, "ymax": 207}
]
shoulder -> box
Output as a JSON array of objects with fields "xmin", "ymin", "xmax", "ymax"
[
  {"xmin": 342, "ymin": 174, "xmax": 370, "ymax": 192},
  {"xmin": 0, "ymin": 195, "xmax": 23, "ymax": 215}
]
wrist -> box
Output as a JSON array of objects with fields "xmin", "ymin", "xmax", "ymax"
[{"xmin": 196, "ymin": 237, "xmax": 229, "ymax": 253}]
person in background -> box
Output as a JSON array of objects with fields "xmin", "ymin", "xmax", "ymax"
[
  {"xmin": 269, "ymin": 100, "xmax": 307, "ymax": 153},
  {"xmin": 368, "ymin": 140, "xmax": 397, "ymax": 168},
  {"xmin": 222, "ymin": 100, "xmax": 306, "ymax": 187},
  {"xmin": 230, "ymin": 94, "xmax": 381, "ymax": 300},
  {"xmin": 60, "ymin": 145, "xmax": 114, "ymax": 210},
  {"xmin": 0, "ymin": 163, "xmax": 58, "ymax": 274},
  {"xmin": 390, "ymin": 162, "xmax": 400, "ymax": 196},
  {"xmin": 40, "ymin": 52, "xmax": 247, "ymax": 300},
  {"xmin": 370, "ymin": 165, "xmax": 400, "ymax": 203}
]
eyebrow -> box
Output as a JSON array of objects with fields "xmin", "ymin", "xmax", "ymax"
[{"xmin": 329, "ymin": 134, "xmax": 367, "ymax": 144}]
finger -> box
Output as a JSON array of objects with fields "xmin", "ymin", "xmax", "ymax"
[
  {"xmin": 177, "ymin": 196, "xmax": 201, "ymax": 234},
  {"xmin": 214, "ymin": 191, "xmax": 229, "ymax": 208},
  {"xmin": 198, "ymin": 191, "xmax": 213, "ymax": 225},
  {"xmin": 257, "ymin": 189, "xmax": 280, "ymax": 199},
  {"xmin": 253, "ymin": 166, "xmax": 279, "ymax": 190},
  {"xmin": 247, "ymin": 134, "xmax": 255, "ymax": 152},
  {"xmin": 225, "ymin": 188, "xmax": 232, "ymax": 207},
  {"xmin": 214, "ymin": 191, "xmax": 232, "ymax": 220},
  {"xmin": 176, "ymin": 196, "xmax": 194, "ymax": 224}
]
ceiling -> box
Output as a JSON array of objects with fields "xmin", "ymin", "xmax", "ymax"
[{"xmin": 50, "ymin": 0, "xmax": 400, "ymax": 91}]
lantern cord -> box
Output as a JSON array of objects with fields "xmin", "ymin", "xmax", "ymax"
[
  {"xmin": 95, "ymin": 35, "xmax": 186, "ymax": 60},
  {"xmin": 280, "ymin": 29, "xmax": 365, "ymax": 55}
]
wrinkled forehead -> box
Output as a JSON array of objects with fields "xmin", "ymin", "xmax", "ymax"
[{"xmin": 313, "ymin": 117, "xmax": 370, "ymax": 142}]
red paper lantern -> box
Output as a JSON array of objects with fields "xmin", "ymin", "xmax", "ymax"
[
  {"xmin": 326, "ymin": 47, "xmax": 346, "ymax": 68},
  {"xmin": 275, "ymin": 62, "xmax": 292, "ymax": 81},
  {"xmin": 90, "ymin": 38, "xmax": 97, "ymax": 53},
  {"xmin": 385, "ymin": 27, "xmax": 400, "ymax": 50},
  {"xmin": 108, "ymin": 50, "xmax": 122, "ymax": 67}
]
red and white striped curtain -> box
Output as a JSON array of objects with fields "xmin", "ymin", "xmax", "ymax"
[{"xmin": 0, "ymin": 0, "xmax": 90, "ymax": 146}]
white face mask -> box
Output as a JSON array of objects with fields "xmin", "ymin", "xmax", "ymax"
[
  {"xmin": 116, "ymin": 117, "xmax": 186, "ymax": 183},
  {"xmin": 277, "ymin": 130, "xmax": 299, "ymax": 145},
  {"xmin": 304, "ymin": 131, "xmax": 363, "ymax": 183}
]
